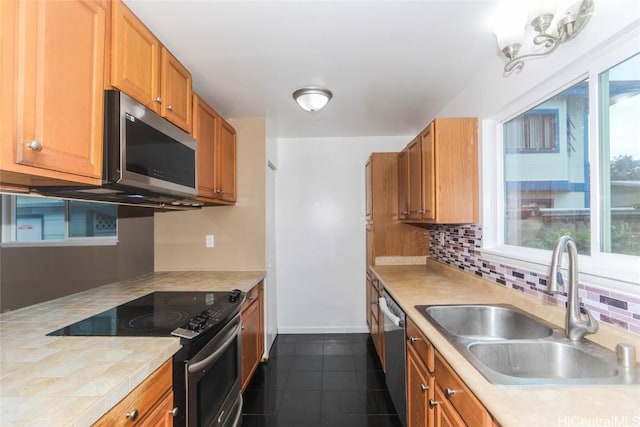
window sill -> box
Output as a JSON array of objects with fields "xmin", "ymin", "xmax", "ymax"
[
  {"xmin": 0, "ymin": 238, "xmax": 119, "ymax": 248},
  {"xmin": 480, "ymin": 245, "xmax": 640, "ymax": 296}
]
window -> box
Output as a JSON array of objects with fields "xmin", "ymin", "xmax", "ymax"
[
  {"xmin": 1, "ymin": 195, "xmax": 117, "ymax": 245},
  {"xmin": 503, "ymin": 80, "xmax": 590, "ymax": 254},
  {"xmin": 484, "ymin": 47, "xmax": 640, "ymax": 289},
  {"xmin": 599, "ymin": 53, "xmax": 640, "ymax": 257}
]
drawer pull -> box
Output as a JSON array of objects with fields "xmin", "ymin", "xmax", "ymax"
[
  {"xmin": 125, "ymin": 409, "xmax": 139, "ymax": 421},
  {"xmin": 169, "ymin": 407, "xmax": 179, "ymax": 417},
  {"xmin": 428, "ymin": 399, "xmax": 439, "ymax": 408},
  {"xmin": 420, "ymin": 384, "xmax": 429, "ymax": 392},
  {"xmin": 445, "ymin": 387, "xmax": 456, "ymax": 397},
  {"xmin": 409, "ymin": 336, "xmax": 421, "ymax": 344}
]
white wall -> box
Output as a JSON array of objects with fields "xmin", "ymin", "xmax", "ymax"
[
  {"xmin": 438, "ymin": 2, "xmax": 640, "ymax": 120},
  {"xmin": 275, "ymin": 136, "xmax": 409, "ymax": 333}
]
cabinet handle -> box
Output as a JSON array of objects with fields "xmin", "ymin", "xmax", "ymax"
[
  {"xmin": 125, "ymin": 409, "xmax": 139, "ymax": 421},
  {"xmin": 169, "ymin": 407, "xmax": 179, "ymax": 417},
  {"xmin": 428, "ymin": 399, "xmax": 439, "ymax": 408},
  {"xmin": 166, "ymin": 104, "xmax": 173, "ymax": 111},
  {"xmin": 409, "ymin": 336, "xmax": 421, "ymax": 344},
  {"xmin": 154, "ymin": 96, "xmax": 162, "ymax": 103},
  {"xmin": 420, "ymin": 384, "xmax": 429, "ymax": 392},
  {"xmin": 419, "ymin": 209, "xmax": 425, "ymax": 214},
  {"xmin": 445, "ymin": 388, "xmax": 456, "ymax": 397},
  {"xmin": 26, "ymin": 140, "xmax": 43, "ymax": 152},
  {"xmin": 401, "ymin": 211, "xmax": 409, "ymax": 216}
]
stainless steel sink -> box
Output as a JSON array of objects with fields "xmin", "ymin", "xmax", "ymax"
[
  {"xmin": 415, "ymin": 304, "xmax": 640, "ymax": 386},
  {"xmin": 420, "ymin": 304, "xmax": 553, "ymax": 340}
]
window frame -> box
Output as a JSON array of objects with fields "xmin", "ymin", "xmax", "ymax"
[
  {"xmin": 480, "ymin": 30, "xmax": 640, "ymax": 294},
  {"xmin": 0, "ymin": 195, "xmax": 119, "ymax": 247}
]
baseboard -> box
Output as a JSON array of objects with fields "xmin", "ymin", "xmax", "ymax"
[{"xmin": 277, "ymin": 325, "xmax": 370, "ymax": 334}]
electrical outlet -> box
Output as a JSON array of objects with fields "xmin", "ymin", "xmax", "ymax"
[
  {"xmin": 205, "ymin": 235, "xmax": 215, "ymax": 248},
  {"xmin": 439, "ymin": 232, "xmax": 445, "ymax": 246}
]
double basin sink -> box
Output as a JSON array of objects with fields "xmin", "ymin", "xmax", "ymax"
[{"xmin": 416, "ymin": 304, "xmax": 640, "ymax": 386}]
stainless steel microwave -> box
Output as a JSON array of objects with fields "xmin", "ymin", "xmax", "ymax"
[
  {"xmin": 103, "ymin": 90, "xmax": 197, "ymax": 199},
  {"xmin": 34, "ymin": 90, "xmax": 198, "ymax": 206}
]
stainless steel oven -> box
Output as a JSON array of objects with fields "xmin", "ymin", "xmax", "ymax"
[
  {"xmin": 183, "ymin": 312, "xmax": 243, "ymax": 427},
  {"xmin": 48, "ymin": 290, "xmax": 245, "ymax": 427}
]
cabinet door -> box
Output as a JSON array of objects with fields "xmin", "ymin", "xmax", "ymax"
[
  {"xmin": 407, "ymin": 346, "xmax": 434, "ymax": 427},
  {"xmin": 9, "ymin": 0, "xmax": 104, "ymax": 180},
  {"xmin": 139, "ymin": 391, "xmax": 175, "ymax": 427},
  {"xmin": 193, "ymin": 94, "xmax": 217, "ymax": 199},
  {"xmin": 433, "ymin": 386, "xmax": 465, "ymax": 427},
  {"xmin": 398, "ymin": 148, "xmax": 409, "ymax": 220},
  {"xmin": 407, "ymin": 137, "xmax": 422, "ymax": 220},
  {"xmin": 161, "ymin": 47, "xmax": 192, "ymax": 133},
  {"xmin": 366, "ymin": 273, "xmax": 373, "ymax": 332},
  {"xmin": 241, "ymin": 297, "xmax": 260, "ymax": 392},
  {"xmin": 215, "ymin": 118, "xmax": 237, "ymax": 202},
  {"xmin": 420, "ymin": 123, "xmax": 435, "ymax": 220},
  {"xmin": 366, "ymin": 223, "xmax": 374, "ymax": 267},
  {"xmin": 111, "ymin": 0, "xmax": 160, "ymax": 111},
  {"xmin": 365, "ymin": 157, "xmax": 373, "ymax": 221}
]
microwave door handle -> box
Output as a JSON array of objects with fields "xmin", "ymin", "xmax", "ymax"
[{"xmin": 188, "ymin": 319, "xmax": 241, "ymax": 373}]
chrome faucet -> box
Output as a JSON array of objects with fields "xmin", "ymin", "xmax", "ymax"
[{"xmin": 548, "ymin": 235, "xmax": 598, "ymax": 342}]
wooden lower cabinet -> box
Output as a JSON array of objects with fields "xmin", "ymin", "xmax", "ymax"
[
  {"xmin": 93, "ymin": 359, "xmax": 176, "ymax": 426},
  {"xmin": 407, "ymin": 344, "xmax": 434, "ymax": 427},
  {"xmin": 367, "ymin": 271, "xmax": 385, "ymax": 370},
  {"xmin": 241, "ymin": 281, "xmax": 264, "ymax": 392},
  {"xmin": 432, "ymin": 386, "xmax": 465, "ymax": 427},
  {"xmin": 406, "ymin": 317, "xmax": 493, "ymax": 427}
]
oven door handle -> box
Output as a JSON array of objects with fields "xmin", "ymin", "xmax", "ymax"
[{"xmin": 188, "ymin": 317, "xmax": 241, "ymax": 373}]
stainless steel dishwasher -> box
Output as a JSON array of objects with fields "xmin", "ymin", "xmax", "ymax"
[{"xmin": 379, "ymin": 290, "xmax": 406, "ymax": 427}]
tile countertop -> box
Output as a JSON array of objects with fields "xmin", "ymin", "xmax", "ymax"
[
  {"xmin": 0, "ymin": 271, "xmax": 265, "ymax": 427},
  {"xmin": 373, "ymin": 260, "xmax": 640, "ymax": 427}
]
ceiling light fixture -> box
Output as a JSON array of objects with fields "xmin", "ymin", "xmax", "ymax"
[
  {"xmin": 494, "ymin": 0, "xmax": 595, "ymax": 75},
  {"xmin": 292, "ymin": 88, "xmax": 333, "ymax": 112}
]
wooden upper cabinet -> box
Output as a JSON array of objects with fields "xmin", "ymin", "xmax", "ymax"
[
  {"xmin": 193, "ymin": 94, "xmax": 237, "ymax": 204},
  {"xmin": 401, "ymin": 118, "xmax": 478, "ymax": 224},
  {"xmin": 0, "ymin": 0, "xmax": 105, "ymax": 186},
  {"xmin": 420, "ymin": 123, "xmax": 435, "ymax": 221},
  {"xmin": 193, "ymin": 94, "xmax": 218, "ymax": 199},
  {"xmin": 111, "ymin": 0, "xmax": 192, "ymax": 133},
  {"xmin": 215, "ymin": 118, "xmax": 237, "ymax": 202},
  {"xmin": 111, "ymin": 0, "xmax": 160, "ymax": 111},
  {"xmin": 407, "ymin": 137, "xmax": 422, "ymax": 220},
  {"xmin": 365, "ymin": 157, "xmax": 373, "ymax": 221},
  {"xmin": 161, "ymin": 47, "xmax": 192, "ymax": 132},
  {"xmin": 397, "ymin": 148, "xmax": 409, "ymax": 220}
]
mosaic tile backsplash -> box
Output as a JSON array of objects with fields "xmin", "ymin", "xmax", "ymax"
[{"xmin": 428, "ymin": 224, "xmax": 640, "ymax": 336}]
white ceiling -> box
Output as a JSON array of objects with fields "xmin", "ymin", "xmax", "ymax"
[{"xmin": 124, "ymin": 0, "xmax": 502, "ymax": 138}]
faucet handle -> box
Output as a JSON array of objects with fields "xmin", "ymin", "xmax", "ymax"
[{"xmin": 582, "ymin": 306, "xmax": 599, "ymax": 334}]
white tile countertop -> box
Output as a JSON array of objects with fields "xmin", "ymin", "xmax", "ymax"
[
  {"xmin": 373, "ymin": 260, "xmax": 640, "ymax": 427},
  {"xmin": 0, "ymin": 271, "xmax": 265, "ymax": 427}
]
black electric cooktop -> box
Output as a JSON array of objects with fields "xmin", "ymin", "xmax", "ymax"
[{"xmin": 47, "ymin": 291, "xmax": 243, "ymax": 339}]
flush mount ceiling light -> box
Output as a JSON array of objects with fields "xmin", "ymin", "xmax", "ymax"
[
  {"xmin": 292, "ymin": 88, "xmax": 333, "ymax": 112},
  {"xmin": 494, "ymin": 0, "xmax": 595, "ymax": 75}
]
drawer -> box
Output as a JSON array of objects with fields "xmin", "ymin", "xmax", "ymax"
[
  {"xmin": 435, "ymin": 351, "xmax": 491, "ymax": 427},
  {"xmin": 406, "ymin": 317, "xmax": 434, "ymax": 372},
  {"xmin": 93, "ymin": 359, "xmax": 172, "ymax": 426}
]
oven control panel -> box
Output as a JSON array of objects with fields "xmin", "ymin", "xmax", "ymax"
[{"xmin": 171, "ymin": 289, "xmax": 244, "ymax": 339}]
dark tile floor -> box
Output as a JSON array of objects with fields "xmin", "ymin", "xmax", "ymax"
[{"xmin": 241, "ymin": 333, "xmax": 402, "ymax": 427}]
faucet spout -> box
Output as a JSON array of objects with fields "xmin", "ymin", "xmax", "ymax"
[{"xmin": 547, "ymin": 235, "xmax": 599, "ymax": 342}]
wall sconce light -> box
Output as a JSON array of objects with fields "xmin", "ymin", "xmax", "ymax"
[
  {"xmin": 494, "ymin": 0, "xmax": 595, "ymax": 75},
  {"xmin": 292, "ymin": 88, "xmax": 333, "ymax": 112}
]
